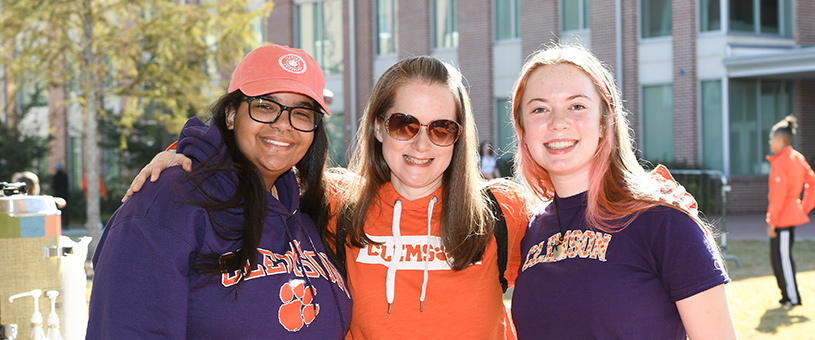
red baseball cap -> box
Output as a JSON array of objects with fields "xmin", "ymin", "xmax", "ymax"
[{"xmin": 228, "ymin": 44, "xmax": 331, "ymax": 115}]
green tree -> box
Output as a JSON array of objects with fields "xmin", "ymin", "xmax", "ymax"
[
  {"xmin": 0, "ymin": 83, "xmax": 51, "ymax": 182},
  {"xmin": 0, "ymin": 0, "xmax": 273, "ymax": 252},
  {"xmin": 0, "ymin": 123, "xmax": 51, "ymax": 184}
]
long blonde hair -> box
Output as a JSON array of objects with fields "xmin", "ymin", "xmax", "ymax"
[
  {"xmin": 512, "ymin": 43, "xmax": 704, "ymax": 232},
  {"xmin": 338, "ymin": 56, "xmax": 490, "ymax": 270}
]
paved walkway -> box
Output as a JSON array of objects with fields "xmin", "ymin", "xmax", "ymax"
[{"xmin": 713, "ymin": 212, "xmax": 815, "ymax": 241}]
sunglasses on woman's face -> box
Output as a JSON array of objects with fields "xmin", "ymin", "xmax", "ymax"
[{"xmin": 384, "ymin": 113, "xmax": 462, "ymax": 147}]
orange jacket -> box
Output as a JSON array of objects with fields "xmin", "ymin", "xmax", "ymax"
[
  {"xmin": 328, "ymin": 177, "xmax": 529, "ymax": 339},
  {"xmin": 766, "ymin": 145, "xmax": 815, "ymax": 227}
]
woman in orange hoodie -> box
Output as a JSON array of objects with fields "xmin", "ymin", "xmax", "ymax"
[
  {"xmin": 766, "ymin": 115, "xmax": 815, "ymax": 306},
  {"xmin": 124, "ymin": 55, "xmax": 698, "ymax": 339}
]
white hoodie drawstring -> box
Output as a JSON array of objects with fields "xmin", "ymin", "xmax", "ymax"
[
  {"xmin": 386, "ymin": 200, "xmax": 402, "ymax": 314},
  {"xmin": 420, "ymin": 196, "xmax": 438, "ymax": 312},
  {"xmin": 385, "ymin": 196, "xmax": 439, "ymax": 313}
]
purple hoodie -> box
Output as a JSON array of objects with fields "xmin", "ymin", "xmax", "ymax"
[{"xmin": 87, "ymin": 118, "xmax": 351, "ymax": 339}]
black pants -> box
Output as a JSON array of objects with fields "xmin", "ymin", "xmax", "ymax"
[{"xmin": 770, "ymin": 227, "xmax": 801, "ymax": 305}]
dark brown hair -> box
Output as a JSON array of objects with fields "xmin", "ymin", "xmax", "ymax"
[
  {"xmin": 336, "ymin": 56, "xmax": 490, "ymax": 270},
  {"xmin": 190, "ymin": 90, "xmax": 329, "ymax": 288}
]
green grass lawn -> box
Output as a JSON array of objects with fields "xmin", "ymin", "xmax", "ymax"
[{"xmin": 725, "ymin": 239, "xmax": 815, "ymax": 339}]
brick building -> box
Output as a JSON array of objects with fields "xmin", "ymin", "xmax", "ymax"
[
  {"xmin": 259, "ymin": 0, "xmax": 813, "ymax": 213},
  {"xmin": 29, "ymin": 0, "xmax": 815, "ymax": 213}
]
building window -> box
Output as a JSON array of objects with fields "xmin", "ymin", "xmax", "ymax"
[
  {"xmin": 642, "ymin": 84, "xmax": 674, "ymax": 163},
  {"xmin": 324, "ymin": 112, "xmax": 346, "ymax": 167},
  {"xmin": 70, "ymin": 136, "xmax": 83, "ymax": 188},
  {"xmin": 641, "ymin": 0, "xmax": 671, "ymax": 39},
  {"xmin": 701, "ymin": 80, "xmax": 723, "ymax": 171},
  {"xmin": 729, "ymin": 0, "xmax": 793, "ymax": 35},
  {"xmin": 432, "ymin": 0, "xmax": 458, "ymax": 48},
  {"xmin": 296, "ymin": 0, "xmax": 344, "ymax": 75},
  {"xmin": 561, "ymin": 0, "xmax": 589, "ymax": 32},
  {"xmin": 700, "ymin": 0, "xmax": 721, "ymax": 32},
  {"xmin": 729, "ymin": 79, "xmax": 793, "ymax": 175},
  {"xmin": 19, "ymin": 81, "xmax": 48, "ymax": 110},
  {"xmin": 251, "ymin": 16, "xmax": 265, "ymax": 45},
  {"xmin": 248, "ymin": 0, "xmax": 266, "ymax": 44},
  {"xmin": 496, "ymin": 0, "xmax": 521, "ymax": 40},
  {"xmin": 376, "ymin": 0, "xmax": 398, "ymax": 55},
  {"xmin": 495, "ymin": 98, "xmax": 515, "ymax": 177}
]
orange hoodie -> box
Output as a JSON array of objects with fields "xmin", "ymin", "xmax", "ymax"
[
  {"xmin": 766, "ymin": 145, "xmax": 815, "ymax": 228},
  {"xmin": 329, "ymin": 180, "xmax": 529, "ymax": 339}
]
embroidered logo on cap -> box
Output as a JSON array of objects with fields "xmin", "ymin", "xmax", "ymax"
[{"xmin": 279, "ymin": 54, "xmax": 307, "ymax": 74}]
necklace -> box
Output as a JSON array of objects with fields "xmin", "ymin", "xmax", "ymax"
[{"xmin": 552, "ymin": 197, "xmax": 584, "ymax": 260}]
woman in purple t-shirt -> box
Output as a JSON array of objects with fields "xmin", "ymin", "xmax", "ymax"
[{"xmin": 509, "ymin": 43, "xmax": 736, "ymax": 339}]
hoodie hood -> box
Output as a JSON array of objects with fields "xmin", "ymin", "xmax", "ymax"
[
  {"xmin": 376, "ymin": 183, "xmax": 444, "ymax": 227},
  {"xmin": 176, "ymin": 117, "xmax": 219, "ymax": 166},
  {"xmin": 175, "ymin": 117, "xmax": 299, "ymax": 216}
]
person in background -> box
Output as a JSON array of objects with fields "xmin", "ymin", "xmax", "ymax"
[
  {"xmin": 323, "ymin": 88, "xmax": 334, "ymax": 106},
  {"xmin": 12, "ymin": 171, "xmax": 67, "ymax": 209},
  {"xmin": 509, "ymin": 43, "xmax": 736, "ymax": 339},
  {"xmin": 766, "ymin": 114, "xmax": 815, "ymax": 307},
  {"xmin": 87, "ymin": 44, "xmax": 351, "ymax": 339},
  {"xmin": 11, "ymin": 171, "xmax": 40, "ymax": 195},
  {"xmin": 479, "ymin": 141, "xmax": 501, "ymax": 179},
  {"xmin": 52, "ymin": 164, "xmax": 69, "ymax": 215}
]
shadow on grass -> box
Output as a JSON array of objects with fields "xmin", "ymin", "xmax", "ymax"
[{"xmin": 756, "ymin": 305, "xmax": 810, "ymax": 334}]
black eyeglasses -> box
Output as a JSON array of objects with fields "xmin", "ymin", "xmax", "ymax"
[
  {"xmin": 244, "ymin": 96, "xmax": 323, "ymax": 132},
  {"xmin": 384, "ymin": 113, "xmax": 462, "ymax": 147}
]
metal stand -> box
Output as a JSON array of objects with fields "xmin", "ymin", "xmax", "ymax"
[
  {"xmin": 718, "ymin": 176, "xmax": 741, "ymax": 268},
  {"xmin": 669, "ymin": 170, "xmax": 741, "ymax": 268}
]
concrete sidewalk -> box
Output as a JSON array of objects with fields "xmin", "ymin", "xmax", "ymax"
[{"xmin": 712, "ymin": 213, "xmax": 815, "ymax": 241}]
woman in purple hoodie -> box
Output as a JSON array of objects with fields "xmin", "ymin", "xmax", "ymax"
[{"xmin": 87, "ymin": 45, "xmax": 352, "ymax": 339}]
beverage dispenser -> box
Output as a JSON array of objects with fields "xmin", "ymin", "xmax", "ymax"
[{"xmin": 0, "ymin": 183, "xmax": 90, "ymax": 340}]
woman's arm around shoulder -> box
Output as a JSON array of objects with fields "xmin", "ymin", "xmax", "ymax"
[{"xmin": 122, "ymin": 150, "xmax": 192, "ymax": 202}]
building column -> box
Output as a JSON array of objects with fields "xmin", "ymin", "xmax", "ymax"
[
  {"xmin": 590, "ymin": 0, "xmax": 618, "ymax": 73},
  {"xmin": 48, "ymin": 84, "xmax": 68, "ymax": 181},
  {"xmin": 796, "ymin": 80, "xmax": 815, "ymax": 160},
  {"xmin": 344, "ymin": 0, "xmax": 374, "ymax": 159},
  {"xmin": 795, "ymin": 1, "xmax": 815, "ymax": 160},
  {"xmin": 520, "ymin": 0, "xmax": 558, "ymax": 58},
  {"xmin": 458, "ymin": 0, "xmax": 493, "ymax": 142},
  {"xmin": 399, "ymin": 1, "xmax": 431, "ymax": 58},
  {"xmin": 266, "ymin": 0, "xmax": 294, "ymax": 46},
  {"xmin": 672, "ymin": 0, "xmax": 698, "ymax": 165},
  {"xmin": 621, "ymin": 0, "xmax": 640, "ymax": 142}
]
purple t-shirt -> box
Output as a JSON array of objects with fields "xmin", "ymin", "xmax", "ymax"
[{"xmin": 511, "ymin": 192, "xmax": 729, "ymax": 339}]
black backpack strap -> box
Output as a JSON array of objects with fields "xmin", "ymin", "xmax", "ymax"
[
  {"xmin": 334, "ymin": 220, "xmax": 348, "ymax": 276},
  {"xmin": 485, "ymin": 188, "xmax": 509, "ymax": 293}
]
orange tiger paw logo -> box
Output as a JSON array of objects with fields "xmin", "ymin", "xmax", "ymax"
[{"xmin": 278, "ymin": 280, "xmax": 320, "ymax": 332}]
